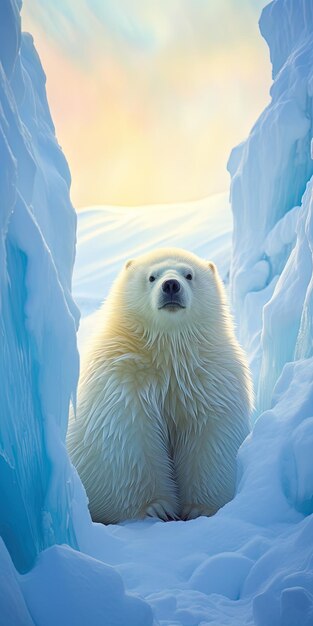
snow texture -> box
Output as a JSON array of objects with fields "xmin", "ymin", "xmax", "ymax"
[{"xmin": 1, "ymin": 0, "xmax": 313, "ymax": 624}]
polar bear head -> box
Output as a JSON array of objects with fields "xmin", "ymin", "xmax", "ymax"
[{"xmin": 109, "ymin": 248, "xmax": 227, "ymax": 335}]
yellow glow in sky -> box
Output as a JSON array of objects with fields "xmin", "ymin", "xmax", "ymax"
[{"xmin": 22, "ymin": 1, "xmax": 271, "ymax": 209}]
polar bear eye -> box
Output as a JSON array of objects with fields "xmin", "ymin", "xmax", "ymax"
[
  {"xmin": 149, "ymin": 275, "xmax": 156, "ymax": 283},
  {"xmin": 186, "ymin": 273, "xmax": 193, "ymax": 280}
]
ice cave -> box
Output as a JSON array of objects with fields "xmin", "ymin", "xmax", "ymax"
[{"xmin": 1, "ymin": 0, "xmax": 313, "ymax": 624}]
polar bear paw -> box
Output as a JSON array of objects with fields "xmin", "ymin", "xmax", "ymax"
[
  {"xmin": 181, "ymin": 503, "xmax": 216, "ymax": 521},
  {"xmin": 144, "ymin": 500, "xmax": 179, "ymax": 521}
]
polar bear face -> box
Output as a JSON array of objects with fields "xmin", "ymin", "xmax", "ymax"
[{"xmin": 116, "ymin": 248, "xmax": 223, "ymax": 333}]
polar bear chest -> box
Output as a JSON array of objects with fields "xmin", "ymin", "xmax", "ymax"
[
  {"xmin": 162, "ymin": 362, "xmax": 211, "ymax": 429},
  {"xmin": 114, "ymin": 345, "xmax": 214, "ymax": 429}
]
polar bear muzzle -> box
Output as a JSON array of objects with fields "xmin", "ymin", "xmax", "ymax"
[{"xmin": 158, "ymin": 278, "xmax": 186, "ymax": 311}]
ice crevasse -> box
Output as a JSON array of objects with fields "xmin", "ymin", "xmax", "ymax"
[{"xmin": 1, "ymin": 0, "xmax": 313, "ymax": 625}]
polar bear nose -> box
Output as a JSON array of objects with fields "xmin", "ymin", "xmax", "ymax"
[{"xmin": 162, "ymin": 279, "xmax": 181, "ymax": 294}]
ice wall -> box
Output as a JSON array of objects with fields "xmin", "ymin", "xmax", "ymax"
[
  {"xmin": 228, "ymin": 0, "xmax": 313, "ymax": 413},
  {"xmin": 0, "ymin": 0, "xmax": 82, "ymax": 573},
  {"xmin": 1, "ymin": 4, "xmax": 152, "ymax": 624},
  {"xmin": 223, "ymin": 3, "xmax": 313, "ymax": 620}
]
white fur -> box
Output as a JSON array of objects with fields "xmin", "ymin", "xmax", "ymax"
[{"xmin": 67, "ymin": 248, "xmax": 253, "ymax": 523}]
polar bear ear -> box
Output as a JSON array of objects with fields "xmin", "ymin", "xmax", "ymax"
[
  {"xmin": 208, "ymin": 261, "xmax": 216, "ymax": 273},
  {"xmin": 125, "ymin": 259, "xmax": 133, "ymax": 269}
]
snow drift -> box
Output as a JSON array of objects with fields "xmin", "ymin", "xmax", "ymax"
[{"xmin": 1, "ymin": 0, "xmax": 313, "ymax": 625}]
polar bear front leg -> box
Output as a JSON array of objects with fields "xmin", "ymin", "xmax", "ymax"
[
  {"xmin": 71, "ymin": 390, "xmax": 179, "ymax": 524},
  {"xmin": 173, "ymin": 418, "xmax": 248, "ymax": 520}
]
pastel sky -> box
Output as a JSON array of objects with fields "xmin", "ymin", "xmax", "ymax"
[{"xmin": 21, "ymin": 0, "xmax": 271, "ymax": 209}]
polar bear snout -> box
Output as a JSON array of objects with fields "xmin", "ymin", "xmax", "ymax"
[
  {"xmin": 158, "ymin": 278, "xmax": 186, "ymax": 310},
  {"xmin": 162, "ymin": 279, "xmax": 181, "ymax": 294}
]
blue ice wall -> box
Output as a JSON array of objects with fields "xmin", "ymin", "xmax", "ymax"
[
  {"xmin": 228, "ymin": 0, "xmax": 313, "ymax": 414},
  {"xmin": 0, "ymin": 0, "xmax": 80, "ymax": 573}
]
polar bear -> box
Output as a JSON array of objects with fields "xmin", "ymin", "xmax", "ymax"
[{"xmin": 67, "ymin": 248, "xmax": 253, "ymax": 523}]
